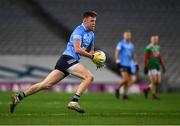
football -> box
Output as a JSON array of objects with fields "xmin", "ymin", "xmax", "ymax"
[{"xmin": 92, "ymin": 50, "xmax": 106, "ymax": 65}]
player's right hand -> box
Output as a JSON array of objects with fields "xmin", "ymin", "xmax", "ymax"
[
  {"xmin": 144, "ymin": 67, "xmax": 148, "ymax": 75},
  {"xmin": 115, "ymin": 59, "xmax": 121, "ymax": 68},
  {"xmin": 116, "ymin": 63, "xmax": 121, "ymax": 68},
  {"xmin": 162, "ymin": 66, "xmax": 166, "ymax": 74}
]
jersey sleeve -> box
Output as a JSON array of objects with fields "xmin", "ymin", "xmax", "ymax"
[
  {"xmin": 90, "ymin": 33, "xmax": 95, "ymax": 47},
  {"xmin": 144, "ymin": 47, "xmax": 150, "ymax": 54},
  {"xmin": 71, "ymin": 28, "xmax": 83, "ymax": 42},
  {"xmin": 159, "ymin": 47, "xmax": 165, "ymax": 68},
  {"xmin": 116, "ymin": 41, "xmax": 122, "ymax": 51},
  {"xmin": 144, "ymin": 46, "xmax": 150, "ymax": 68}
]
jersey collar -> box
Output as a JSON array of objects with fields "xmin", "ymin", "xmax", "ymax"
[
  {"xmin": 123, "ymin": 39, "xmax": 131, "ymax": 43},
  {"xmin": 150, "ymin": 43, "xmax": 156, "ymax": 46},
  {"xmin": 81, "ymin": 23, "xmax": 88, "ymax": 31}
]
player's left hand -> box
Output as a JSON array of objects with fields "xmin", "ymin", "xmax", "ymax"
[
  {"xmin": 144, "ymin": 67, "xmax": 148, "ymax": 75},
  {"xmin": 91, "ymin": 50, "xmax": 106, "ymax": 70}
]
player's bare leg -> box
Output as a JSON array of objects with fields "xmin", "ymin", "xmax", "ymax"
[
  {"xmin": 10, "ymin": 70, "xmax": 65, "ymax": 113},
  {"xmin": 128, "ymin": 75, "xmax": 136, "ymax": 87},
  {"xmin": 144, "ymin": 72, "xmax": 156, "ymax": 99},
  {"xmin": 152, "ymin": 75, "xmax": 161, "ymax": 100},
  {"xmin": 25, "ymin": 70, "xmax": 65, "ymax": 96},
  {"xmin": 144, "ymin": 83, "xmax": 152, "ymax": 99},
  {"xmin": 123, "ymin": 83, "xmax": 129, "ymax": 99},
  {"xmin": 148, "ymin": 74, "xmax": 160, "ymax": 100},
  {"xmin": 144, "ymin": 73, "xmax": 158, "ymax": 99},
  {"xmin": 67, "ymin": 63, "xmax": 94, "ymax": 113},
  {"xmin": 115, "ymin": 79, "xmax": 128, "ymax": 99},
  {"xmin": 115, "ymin": 72, "xmax": 129, "ymax": 99},
  {"xmin": 122, "ymin": 75, "xmax": 136, "ymax": 99}
]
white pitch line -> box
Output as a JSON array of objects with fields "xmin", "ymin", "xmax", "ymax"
[{"xmin": 1, "ymin": 112, "xmax": 180, "ymax": 116}]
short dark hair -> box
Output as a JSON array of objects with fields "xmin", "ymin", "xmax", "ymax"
[
  {"xmin": 83, "ymin": 11, "xmax": 97, "ymax": 18},
  {"xmin": 151, "ymin": 34, "xmax": 158, "ymax": 37},
  {"xmin": 124, "ymin": 30, "xmax": 131, "ymax": 33},
  {"xmin": 150, "ymin": 34, "xmax": 159, "ymax": 39}
]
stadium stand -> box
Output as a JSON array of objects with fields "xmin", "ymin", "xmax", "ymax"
[
  {"xmin": 0, "ymin": 0, "xmax": 67, "ymax": 55},
  {"xmin": 0, "ymin": 0, "xmax": 180, "ymax": 90},
  {"xmin": 34, "ymin": 0, "xmax": 180, "ymax": 88}
]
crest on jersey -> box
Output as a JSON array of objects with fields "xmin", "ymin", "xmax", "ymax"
[{"xmin": 83, "ymin": 33, "xmax": 92, "ymax": 42}]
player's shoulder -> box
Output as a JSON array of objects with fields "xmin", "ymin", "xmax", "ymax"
[
  {"xmin": 116, "ymin": 40, "xmax": 123, "ymax": 47},
  {"xmin": 118, "ymin": 39, "xmax": 124, "ymax": 44},
  {"xmin": 72, "ymin": 24, "xmax": 84, "ymax": 35},
  {"xmin": 116, "ymin": 39, "xmax": 123, "ymax": 49},
  {"xmin": 146, "ymin": 44, "xmax": 153, "ymax": 49}
]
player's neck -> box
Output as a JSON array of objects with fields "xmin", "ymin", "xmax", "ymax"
[{"xmin": 82, "ymin": 23, "xmax": 88, "ymax": 31}]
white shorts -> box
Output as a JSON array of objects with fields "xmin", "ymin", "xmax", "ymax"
[{"xmin": 148, "ymin": 69, "xmax": 161, "ymax": 76}]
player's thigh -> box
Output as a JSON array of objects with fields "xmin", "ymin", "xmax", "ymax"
[
  {"xmin": 149, "ymin": 70, "xmax": 160, "ymax": 84},
  {"xmin": 149, "ymin": 74, "xmax": 158, "ymax": 84},
  {"xmin": 121, "ymin": 71, "xmax": 130, "ymax": 81},
  {"xmin": 42, "ymin": 69, "xmax": 65, "ymax": 86},
  {"xmin": 156, "ymin": 74, "xmax": 161, "ymax": 84},
  {"xmin": 67, "ymin": 63, "xmax": 93, "ymax": 80}
]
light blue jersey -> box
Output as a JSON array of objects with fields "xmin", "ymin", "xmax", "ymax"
[
  {"xmin": 63, "ymin": 23, "xmax": 94, "ymax": 60},
  {"xmin": 116, "ymin": 39, "xmax": 135, "ymax": 67}
]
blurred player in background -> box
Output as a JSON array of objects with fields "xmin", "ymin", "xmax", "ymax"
[
  {"xmin": 10, "ymin": 11, "xmax": 104, "ymax": 113},
  {"xmin": 143, "ymin": 35, "xmax": 165, "ymax": 100},
  {"xmin": 115, "ymin": 31, "xmax": 138, "ymax": 99}
]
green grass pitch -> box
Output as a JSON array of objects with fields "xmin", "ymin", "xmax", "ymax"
[{"xmin": 0, "ymin": 91, "xmax": 180, "ymax": 125}]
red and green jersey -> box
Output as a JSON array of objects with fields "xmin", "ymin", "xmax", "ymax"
[{"xmin": 144, "ymin": 44, "xmax": 165, "ymax": 70}]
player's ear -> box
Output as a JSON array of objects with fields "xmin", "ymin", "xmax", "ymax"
[{"xmin": 83, "ymin": 17, "xmax": 87, "ymax": 23}]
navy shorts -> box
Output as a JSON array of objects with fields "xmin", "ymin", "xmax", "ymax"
[
  {"xmin": 117, "ymin": 64, "xmax": 136, "ymax": 75},
  {"xmin": 54, "ymin": 55, "xmax": 79, "ymax": 77}
]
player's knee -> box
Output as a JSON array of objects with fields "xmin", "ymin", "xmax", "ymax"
[
  {"xmin": 131, "ymin": 77, "xmax": 137, "ymax": 83},
  {"xmin": 122, "ymin": 79, "xmax": 128, "ymax": 84},
  {"xmin": 85, "ymin": 73, "xmax": 94, "ymax": 82},
  {"xmin": 152, "ymin": 79, "xmax": 158, "ymax": 85},
  {"xmin": 155, "ymin": 81, "xmax": 160, "ymax": 85},
  {"xmin": 88, "ymin": 74, "xmax": 94, "ymax": 82},
  {"xmin": 152, "ymin": 81, "xmax": 158, "ymax": 86},
  {"xmin": 90, "ymin": 74, "xmax": 94, "ymax": 82}
]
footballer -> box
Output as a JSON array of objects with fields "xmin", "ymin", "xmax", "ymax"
[
  {"xmin": 143, "ymin": 35, "xmax": 166, "ymax": 99},
  {"xmin": 115, "ymin": 31, "xmax": 138, "ymax": 99},
  {"xmin": 10, "ymin": 11, "xmax": 105, "ymax": 113}
]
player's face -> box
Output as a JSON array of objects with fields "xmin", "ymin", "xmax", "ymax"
[
  {"xmin": 123, "ymin": 32, "xmax": 131, "ymax": 41},
  {"xmin": 151, "ymin": 36, "xmax": 159, "ymax": 44},
  {"xmin": 84, "ymin": 16, "xmax": 96, "ymax": 31}
]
